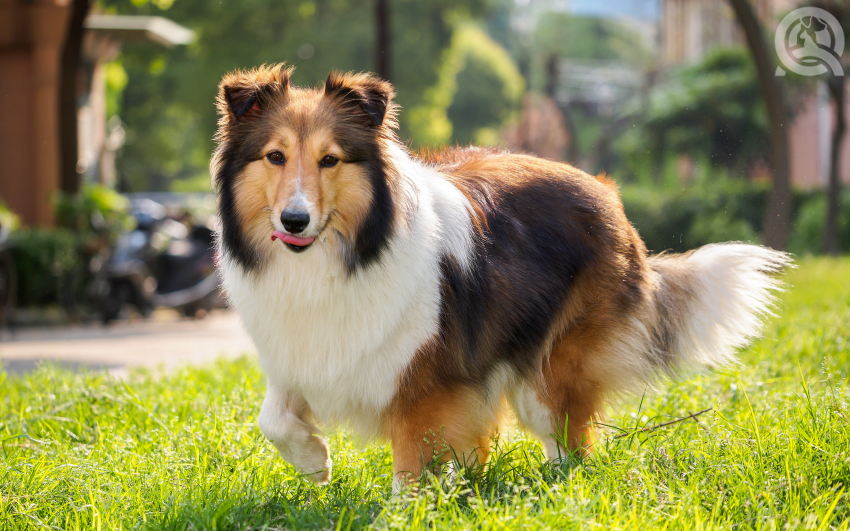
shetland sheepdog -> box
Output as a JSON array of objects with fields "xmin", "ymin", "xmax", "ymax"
[{"xmin": 212, "ymin": 64, "xmax": 790, "ymax": 491}]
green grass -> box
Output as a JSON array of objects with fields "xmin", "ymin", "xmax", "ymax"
[{"xmin": 2, "ymin": 257, "xmax": 849, "ymax": 530}]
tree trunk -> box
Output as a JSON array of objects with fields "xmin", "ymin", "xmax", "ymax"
[
  {"xmin": 546, "ymin": 55, "xmax": 579, "ymax": 164},
  {"xmin": 58, "ymin": 0, "xmax": 91, "ymax": 196},
  {"xmin": 728, "ymin": 0, "xmax": 792, "ymax": 250},
  {"xmin": 824, "ymin": 75, "xmax": 845, "ymax": 255},
  {"xmin": 376, "ymin": 0, "xmax": 390, "ymax": 80}
]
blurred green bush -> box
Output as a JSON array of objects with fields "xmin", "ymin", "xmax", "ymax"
[
  {"xmin": 8, "ymin": 229, "xmax": 86, "ymax": 308},
  {"xmin": 408, "ymin": 24, "xmax": 523, "ymax": 147},
  {"xmin": 621, "ymin": 181, "xmax": 850, "ymax": 256},
  {"xmin": 54, "ymin": 184, "xmax": 132, "ymax": 234},
  {"xmin": 0, "ymin": 200, "xmax": 21, "ymax": 234},
  {"xmin": 8, "ymin": 186, "xmax": 130, "ymax": 309}
]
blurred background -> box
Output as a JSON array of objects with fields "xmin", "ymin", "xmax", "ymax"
[{"xmin": 0, "ymin": 0, "xmax": 848, "ymax": 335}]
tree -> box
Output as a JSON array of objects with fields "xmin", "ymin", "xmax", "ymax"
[
  {"xmin": 376, "ymin": 0, "xmax": 390, "ymax": 80},
  {"xmin": 629, "ymin": 48, "xmax": 769, "ymax": 178},
  {"xmin": 409, "ymin": 24, "xmax": 524, "ymax": 147},
  {"xmin": 811, "ymin": 1, "xmax": 849, "ymax": 256},
  {"xmin": 58, "ymin": 0, "xmax": 92, "ymax": 196},
  {"xmin": 824, "ymin": 66, "xmax": 846, "ymax": 255},
  {"xmin": 101, "ymin": 0, "xmax": 490, "ymax": 191},
  {"xmin": 728, "ymin": 0, "xmax": 792, "ymax": 250}
]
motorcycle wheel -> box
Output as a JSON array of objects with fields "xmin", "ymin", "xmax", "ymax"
[{"xmin": 100, "ymin": 281, "xmax": 130, "ymax": 324}]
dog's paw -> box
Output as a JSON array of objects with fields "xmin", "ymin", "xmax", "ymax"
[
  {"xmin": 294, "ymin": 435, "xmax": 332, "ymax": 485},
  {"xmin": 304, "ymin": 456, "xmax": 333, "ymax": 485}
]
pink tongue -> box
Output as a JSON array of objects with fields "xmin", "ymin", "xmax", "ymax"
[{"xmin": 271, "ymin": 231, "xmax": 315, "ymax": 247}]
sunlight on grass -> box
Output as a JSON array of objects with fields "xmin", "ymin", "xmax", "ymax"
[{"xmin": 1, "ymin": 257, "xmax": 849, "ymax": 530}]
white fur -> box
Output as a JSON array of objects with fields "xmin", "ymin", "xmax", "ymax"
[
  {"xmin": 507, "ymin": 381, "xmax": 561, "ymax": 459},
  {"xmin": 591, "ymin": 243, "xmax": 791, "ymax": 396},
  {"xmin": 673, "ymin": 243, "xmax": 790, "ymax": 368},
  {"xmin": 257, "ymin": 386, "xmax": 332, "ymax": 483},
  {"xmin": 220, "ymin": 146, "xmax": 474, "ymax": 448}
]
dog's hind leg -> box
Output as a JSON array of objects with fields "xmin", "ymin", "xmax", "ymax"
[
  {"xmin": 257, "ymin": 386, "xmax": 332, "ymax": 484},
  {"xmin": 387, "ymin": 387, "xmax": 497, "ymax": 494},
  {"xmin": 509, "ymin": 337, "xmax": 604, "ymax": 459}
]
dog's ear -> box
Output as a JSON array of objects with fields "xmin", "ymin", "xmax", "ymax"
[
  {"xmin": 223, "ymin": 84, "xmax": 260, "ymax": 119},
  {"xmin": 324, "ymin": 71, "xmax": 396, "ymax": 127},
  {"xmin": 217, "ymin": 64, "xmax": 293, "ymax": 121}
]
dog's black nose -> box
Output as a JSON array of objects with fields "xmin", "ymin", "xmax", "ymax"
[{"xmin": 280, "ymin": 210, "xmax": 310, "ymax": 234}]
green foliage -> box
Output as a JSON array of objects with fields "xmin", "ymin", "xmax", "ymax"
[
  {"xmin": 104, "ymin": 60, "xmax": 128, "ymax": 120},
  {"xmin": 620, "ymin": 177, "xmax": 850, "ymax": 254},
  {"xmin": 620, "ymin": 177, "xmax": 770, "ymax": 253},
  {"xmin": 620, "ymin": 48, "xmax": 768, "ymax": 177},
  {"xmin": 100, "ymin": 0, "xmax": 489, "ymax": 191},
  {"xmin": 787, "ymin": 188, "xmax": 850, "ymax": 256},
  {"xmin": 7, "ymin": 229, "xmax": 86, "ymax": 308},
  {"xmin": 409, "ymin": 24, "xmax": 524, "ymax": 147},
  {"xmin": 1, "ymin": 259, "xmax": 849, "ymax": 529},
  {"xmin": 532, "ymin": 13, "xmax": 653, "ymax": 68},
  {"xmin": 54, "ymin": 184, "xmax": 132, "ymax": 235},
  {"xmin": 0, "ymin": 200, "xmax": 20, "ymax": 234},
  {"xmin": 9, "ymin": 186, "xmax": 130, "ymax": 308}
]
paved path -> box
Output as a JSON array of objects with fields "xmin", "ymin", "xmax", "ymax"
[{"xmin": 0, "ymin": 310, "xmax": 255, "ymax": 377}]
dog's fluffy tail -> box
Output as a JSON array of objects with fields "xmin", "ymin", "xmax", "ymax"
[{"xmin": 640, "ymin": 243, "xmax": 792, "ymax": 377}]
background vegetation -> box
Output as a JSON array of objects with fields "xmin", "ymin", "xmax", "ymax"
[
  {"xmin": 5, "ymin": 2, "xmax": 849, "ymax": 310},
  {"xmin": 100, "ymin": 0, "xmax": 530, "ymax": 192},
  {"xmin": 2, "ymin": 257, "xmax": 848, "ymax": 529}
]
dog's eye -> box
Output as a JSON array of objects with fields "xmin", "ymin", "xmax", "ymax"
[
  {"xmin": 267, "ymin": 151, "xmax": 285, "ymax": 165},
  {"xmin": 320, "ymin": 155, "xmax": 339, "ymax": 167}
]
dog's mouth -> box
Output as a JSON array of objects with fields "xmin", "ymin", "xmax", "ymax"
[{"xmin": 271, "ymin": 231, "xmax": 315, "ymax": 253}]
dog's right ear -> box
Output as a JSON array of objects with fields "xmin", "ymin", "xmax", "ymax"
[
  {"xmin": 216, "ymin": 64, "xmax": 293, "ymax": 121},
  {"xmin": 223, "ymin": 84, "xmax": 260, "ymax": 119}
]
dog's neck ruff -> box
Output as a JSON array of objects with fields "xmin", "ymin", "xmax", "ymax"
[{"xmin": 218, "ymin": 143, "xmax": 474, "ymax": 438}]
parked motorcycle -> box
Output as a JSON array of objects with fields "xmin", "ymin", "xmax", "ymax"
[{"xmin": 97, "ymin": 198, "xmax": 220, "ymax": 323}]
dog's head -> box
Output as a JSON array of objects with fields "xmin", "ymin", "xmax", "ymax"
[{"xmin": 212, "ymin": 64, "xmax": 400, "ymax": 273}]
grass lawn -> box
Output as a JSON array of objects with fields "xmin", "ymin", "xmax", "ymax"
[{"xmin": 2, "ymin": 257, "xmax": 849, "ymax": 530}]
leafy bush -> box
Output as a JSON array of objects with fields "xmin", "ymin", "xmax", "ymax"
[
  {"xmin": 8, "ymin": 229, "xmax": 86, "ymax": 308},
  {"xmin": 617, "ymin": 48, "xmax": 768, "ymax": 182},
  {"xmin": 621, "ymin": 179, "xmax": 849, "ymax": 255},
  {"xmin": 54, "ymin": 184, "xmax": 132, "ymax": 235},
  {"xmin": 620, "ymin": 178, "xmax": 769, "ymax": 253},
  {"xmin": 409, "ymin": 24, "xmax": 523, "ymax": 147},
  {"xmin": 6, "ymin": 186, "xmax": 130, "ymax": 309},
  {"xmin": 0, "ymin": 200, "xmax": 20, "ymax": 235},
  {"xmin": 786, "ymin": 188, "xmax": 850, "ymax": 256}
]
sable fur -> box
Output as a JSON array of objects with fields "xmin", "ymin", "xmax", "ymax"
[{"xmin": 212, "ymin": 64, "xmax": 791, "ymax": 491}]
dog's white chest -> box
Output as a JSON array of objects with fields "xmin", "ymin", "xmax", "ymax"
[
  {"xmin": 220, "ymin": 161, "xmax": 474, "ymax": 438},
  {"xmin": 223, "ymin": 239, "xmax": 441, "ymax": 436}
]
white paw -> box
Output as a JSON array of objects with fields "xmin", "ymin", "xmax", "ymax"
[
  {"xmin": 304, "ymin": 455, "xmax": 333, "ymax": 485},
  {"xmin": 290, "ymin": 434, "xmax": 332, "ymax": 485}
]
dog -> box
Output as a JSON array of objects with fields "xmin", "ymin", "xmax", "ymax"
[{"xmin": 212, "ymin": 64, "xmax": 790, "ymax": 492}]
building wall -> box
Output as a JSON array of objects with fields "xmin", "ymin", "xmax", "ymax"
[{"xmin": 0, "ymin": 0, "xmax": 69, "ymax": 227}]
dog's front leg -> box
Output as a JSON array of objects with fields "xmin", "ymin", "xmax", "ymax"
[{"xmin": 257, "ymin": 386, "xmax": 332, "ymax": 484}]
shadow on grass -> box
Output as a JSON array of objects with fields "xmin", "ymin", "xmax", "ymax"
[
  {"xmin": 1, "ymin": 357, "xmax": 123, "ymax": 375},
  {"xmin": 138, "ymin": 437, "xmax": 575, "ymax": 531},
  {"xmin": 141, "ymin": 481, "xmax": 388, "ymax": 531}
]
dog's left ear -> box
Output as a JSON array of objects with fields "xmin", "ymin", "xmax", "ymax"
[{"xmin": 324, "ymin": 71, "xmax": 396, "ymax": 127}]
